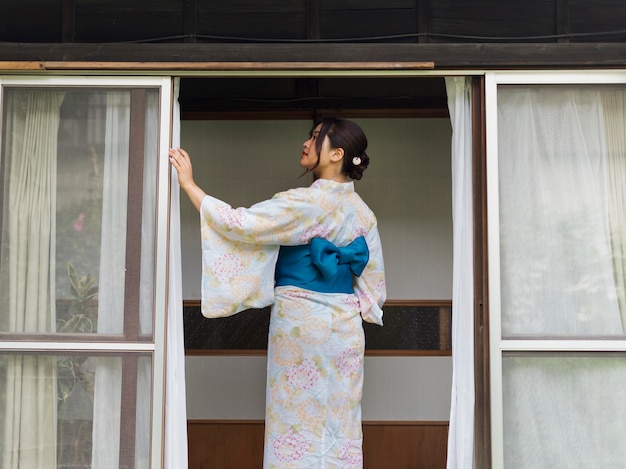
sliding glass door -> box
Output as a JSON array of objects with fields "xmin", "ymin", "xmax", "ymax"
[
  {"xmin": 486, "ymin": 72, "xmax": 626, "ymax": 468},
  {"xmin": 0, "ymin": 77, "xmax": 173, "ymax": 468}
]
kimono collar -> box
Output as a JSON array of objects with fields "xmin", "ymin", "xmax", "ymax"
[{"xmin": 311, "ymin": 178, "xmax": 355, "ymax": 194}]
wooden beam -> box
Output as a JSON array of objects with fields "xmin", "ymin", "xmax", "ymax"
[
  {"xmin": 0, "ymin": 43, "xmax": 625, "ymax": 70},
  {"xmin": 31, "ymin": 61, "xmax": 435, "ymax": 71},
  {"xmin": 0, "ymin": 61, "xmax": 46, "ymax": 70}
]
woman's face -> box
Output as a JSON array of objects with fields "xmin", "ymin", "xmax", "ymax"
[
  {"xmin": 300, "ymin": 123, "xmax": 332, "ymax": 172},
  {"xmin": 300, "ymin": 123, "xmax": 321, "ymax": 170}
]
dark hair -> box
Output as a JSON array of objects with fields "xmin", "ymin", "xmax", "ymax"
[{"xmin": 311, "ymin": 117, "xmax": 370, "ymax": 180}]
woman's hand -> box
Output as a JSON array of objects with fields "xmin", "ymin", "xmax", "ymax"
[
  {"xmin": 169, "ymin": 147, "xmax": 194, "ymax": 190},
  {"xmin": 169, "ymin": 147, "xmax": 206, "ymax": 212}
]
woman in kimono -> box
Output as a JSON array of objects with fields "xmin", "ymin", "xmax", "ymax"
[{"xmin": 170, "ymin": 118, "xmax": 386, "ymax": 468}]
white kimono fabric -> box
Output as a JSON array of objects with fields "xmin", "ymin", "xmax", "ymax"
[{"xmin": 199, "ymin": 178, "xmax": 386, "ymax": 468}]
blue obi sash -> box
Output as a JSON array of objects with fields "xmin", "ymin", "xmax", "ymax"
[{"xmin": 275, "ymin": 236, "xmax": 369, "ymax": 294}]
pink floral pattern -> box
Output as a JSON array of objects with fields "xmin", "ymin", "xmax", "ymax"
[
  {"xmin": 211, "ymin": 253, "xmax": 244, "ymax": 283},
  {"xmin": 217, "ymin": 205, "xmax": 245, "ymax": 229},
  {"xmin": 338, "ymin": 441, "xmax": 363, "ymax": 467},
  {"xmin": 344, "ymin": 295, "xmax": 361, "ymax": 311},
  {"xmin": 354, "ymin": 226, "xmax": 368, "ymax": 237},
  {"xmin": 272, "ymin": 429, "xmax": 310, "ymax": 463},
  {"xmin": 297, "ymin": 224, "xmax": 332, "ymax": 244},
  {"xmin": 286, "ymin": 358, "xmax": 320, "ymax": 390},
  {"xmin": 336, "ymin": 348, "xmax": 362, "ymax": 378}
]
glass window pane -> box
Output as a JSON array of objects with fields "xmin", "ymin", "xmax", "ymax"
[
  {"xmin": 497, "ymin": 85, "xmax": 626, "ymax": 337},
  {"xmin": 0, "ymin": 88, "xmax": 158, "ymax": 336},
  {"xmin": 0, "ymin": 352, "xmax": 152, "ymax": 468},
  {"xmin": 502, "ymin": 355, "xmax": 626, "ymax": 468}
]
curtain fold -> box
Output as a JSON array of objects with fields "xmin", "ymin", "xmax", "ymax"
[
  {"xmin": 445, "ymin": 77, "xmax": 475, "ymax": 469},
  {"xmin": 602, "ymin": 89, "xmax": 626, "ymax": 327},
  {"xmin": 1, "ymin": 90, "xmax": 66, "ymax": 468},
  {"xmin": 165, "ymin": 77, "xmax": 189, "ymax": 468},
  {"xmin": 91, "ymin": 92, "xmax": 130, "ymax": 468},
  {"xmin": 135, "ymin": 91, "xmax": 160, "ymax": 466},
  {"xmin": 498, "ymin": 87, "xmax": 622, "ymax": 336}
]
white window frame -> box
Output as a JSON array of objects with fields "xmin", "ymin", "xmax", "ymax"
[
  {"xmin": 0, "ymin": 75, "xmax": 173, "ymax": 468},
  {"xmin": 485, "ymin": 70, "xmax": 626, "ymax": 468}
]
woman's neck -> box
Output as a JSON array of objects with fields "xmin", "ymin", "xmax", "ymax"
[{"xmin": 314, "ymin": 168, "xmax": 346, "ymax": 183}]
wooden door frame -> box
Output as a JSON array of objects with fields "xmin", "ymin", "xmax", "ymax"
[{"xmin": 471, "ymin": 75, "xmax": 490, "ymax": 469}]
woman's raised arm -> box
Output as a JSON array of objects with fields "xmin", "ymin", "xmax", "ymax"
[{"xmin": 169, "ymin": 147, "xmax": 206, "ymax": 212}]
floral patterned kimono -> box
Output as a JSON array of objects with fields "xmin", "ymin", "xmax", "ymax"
[{"xmin": 199, "ymin": 178, "xmax": 386, "ymax": 468}]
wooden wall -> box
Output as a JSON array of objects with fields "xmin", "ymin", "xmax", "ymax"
[
  {"xmin": 2, "ymin": 0, "xmax": 626, "ymax": 45},
  {"xmin": 188, "ymin": 420, "xmax": 448, "ymax": 469}
]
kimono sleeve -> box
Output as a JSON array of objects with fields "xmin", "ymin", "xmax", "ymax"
[
  {"xmin": 199, "ymin": 189, "xmax": 325, "ymax": 245},
  {"xmin": 199, "ymin": 195, "xmax": 280, "ymax": 318},
  {"xmin": 355, "ymin": 221, "xmax": 386, "ymax": 325}
]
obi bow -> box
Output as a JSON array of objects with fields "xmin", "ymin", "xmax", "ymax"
[{"xmin": 310, "ymin": 236, "xmax": 369, "ymax": 278}]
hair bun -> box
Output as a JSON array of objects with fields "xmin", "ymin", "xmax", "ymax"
[{"xmin": 349, "ymin": 151, "xmax": 369, "ymax": 180}]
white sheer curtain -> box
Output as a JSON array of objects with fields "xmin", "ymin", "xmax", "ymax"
[
  {"xmin": 445, "ymin": 77, "xmax": 475, "ymax": 469},
  {"xmin": 91, "ymin": 90, "xmax": 161, "ymax": 468},
  {"xmin": 136, "ymin": 91, "xmax": 160, "ymax": 466},
  {"xmin": 497, "ymin": 86, "xmax": 626, "ymax": 468},
  {"xmin": 498, "ymin": 86, "xmax": 623, "ymax": 336},
  {"xmin": 91, "ymin": 91, "xmax": 130, "ymax": 468},
  {"xmin": 1, "ymin": 90, "xmax": 66, "ymax": 468},
  {"xmin": 602, "ymin": 89, "xmax": 626, "ymax": 326},
  {"xmin": 165, "ymin": 77, "xmax": 189, "ymax": 469}
]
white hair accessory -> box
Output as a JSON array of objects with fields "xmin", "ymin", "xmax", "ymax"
[{"xmin": 352, "ymin": 156, "xmax": 362, "ymax": 166}]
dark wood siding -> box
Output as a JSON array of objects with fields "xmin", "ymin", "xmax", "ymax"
[
  {"xmin": 196, "ymin": 0, "xmax": 307, "ymax": 41},
  {"xmin": 0, "ymin": 0, "xmax": 62, "ymax": 43},
  {"xmin": 319, "ymin": 0, "xmax": 419, "ymax": 42},
  {"xmin": 430, "ymin": 0, "xmax": 556, "ymax": 42},
  {"xmin": 569, "ymin": 0, "xmax": 626, "ymax": 43},
  {"xmin": 73, "ymin": 0, "xmax": 183, "ymax": 43},
  {"xmin": 2, "ymin": 0, "xmax": 626, "ymax": 45}
]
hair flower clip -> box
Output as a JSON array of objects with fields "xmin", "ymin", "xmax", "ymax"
[{"xmin": 352, "ymin": 156, "xmax": 362, "ymax": 166}]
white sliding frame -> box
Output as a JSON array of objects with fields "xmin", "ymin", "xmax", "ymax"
[
  {"xmin": 486, "ymin": 70, "xmax": 626, "ymax": 469},
  {"xmin": 0, "ymin": 75, "xmax": 173, "ymax": 468}
]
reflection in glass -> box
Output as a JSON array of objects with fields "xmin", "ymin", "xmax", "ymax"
[
  {"xmin": 497, "ymin": 85, "xmax": 626, "ymax": 337},
  {"xmin": 503, "ymin": 355, "xmax": 626, "ymax": 468},
  {"xmin": 0, "ymin": 88, "xmax": 158, "ymax": 336},
  {"xmin": 0, "ymin": 353, "xmax": 152, "ymax": 468}
]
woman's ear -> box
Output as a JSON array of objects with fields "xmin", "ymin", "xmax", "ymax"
[{"xmin": 332, "ymin": 148, "xmax": 345, "ymax": 162}]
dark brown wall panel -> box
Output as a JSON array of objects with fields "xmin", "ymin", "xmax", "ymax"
[
  {"xmin": 196, "ymin": 0, "xmax": 307, "ymax": 40},
  {"xmin": 0, "ymin": 0, "xmax": 62, "ymax": 43},
  {"xmin": 187, "ymin": 420, "xmax": 449, "ymax": 469},
  {"xmin": 570, "ymin": 0, "xmax": 626, "ymax": 42},
  {"xmin": 74, "ymin": 0, "xmax": 183, "ymax": 43},
  {"xmin": 319, "ymin": 0, "xmax": 418, "ymax": 42},
  {"xmin": 430, "ymin": 0, "xmax": 556, "ymax": 42},
  {"xmin": 364, "ymin": 422, "xmax": 449, "ymax": 469},
  {"xmin": 188, "ymin": 421, "xmax": 265, "ymax": 469},
  {"xmin": 3, "ymin": 0, "xmax": 626, "ymax": 46}
]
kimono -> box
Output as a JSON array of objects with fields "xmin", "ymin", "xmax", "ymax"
[{"xmin": 199, "ymin": 178, "xmax": 386, "ymax": 468}]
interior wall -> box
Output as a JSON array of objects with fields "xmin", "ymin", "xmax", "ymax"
[
  {"xmin": 180, "ymin": 118, "xmax": 453, "ymax": 299},
  {"xmin": 180, "ymin": 118, "xmax": 453, "ymax": 421},
  {"xmin": 186, "ymin": 356, "xmax": 452, "ymax": 421}
]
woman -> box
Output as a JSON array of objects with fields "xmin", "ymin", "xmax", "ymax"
[{"xmin": 170, "ymin": 118, "xmax": 386, "ymax": 468}]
